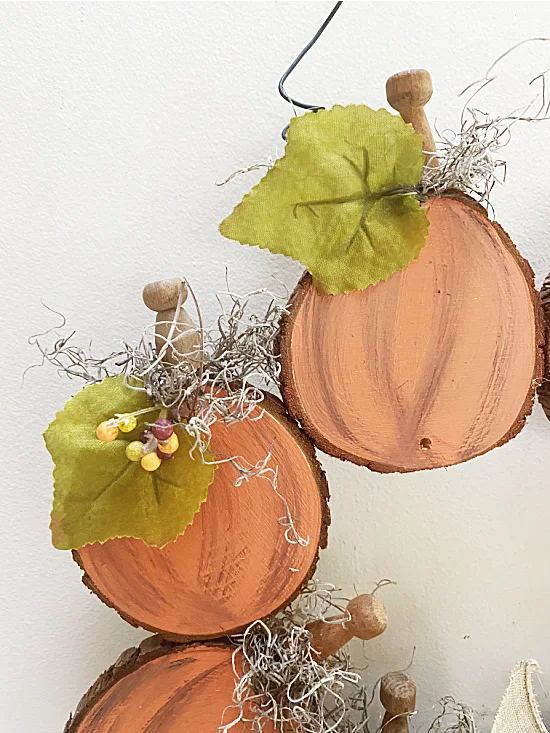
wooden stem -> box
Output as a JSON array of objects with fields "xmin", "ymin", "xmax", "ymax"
[
  {"xmin": 142, "ymin": 277, "xmax": 201, "ymax": 366},
  {"xmin": 386, "ymin": 69, "xmax": 437, "ymax": 166},
  {"xmin": 306, "ymin": 593, "xmax": 387, "ymax": 659},
  {"xmin": 380, "ymin": 671, "xmax": 417, "ymax": 733}
]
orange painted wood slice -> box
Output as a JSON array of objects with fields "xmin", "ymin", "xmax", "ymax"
[
  {"xmin": 538, "ymin": 271, "xmax": 550, "ymax": 420},
  {"xmin": 280, "ymin": 193, "xmax": 544, "ymax": 473},
  {"xmin": 75, "ymin": 393, "xmax": 329, "ymax": 640},
  {"xmin": 65, "ymin": 637, "xmax": 273, "ymax": 733}
]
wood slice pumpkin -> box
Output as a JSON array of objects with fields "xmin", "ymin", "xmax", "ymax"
[
  {"xmin": 279, "ymin": 192, "xmax": 544, "ymax": 473},
  {"xmin": 64, "ymin": 636, "xmax": 271, "ymax": 733},
  {"xmin": 75, "ymin": 393, "xmax": 329, "ymax": 640},
  {"xmin": 538, "ymin": 271, "xmax": 550, "ymax": 420}
]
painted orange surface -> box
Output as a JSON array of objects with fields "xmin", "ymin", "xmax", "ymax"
[
  {"xmin": 281, "ymin": 196, "xmax": 540, "ymax": 472},
  {"xmin": 74, "ymin": 646, "xmax": 268, "ymax": 732},
  {"xmin": 78, "ymin": 397, "xmax": 326, "ymax": 638}
]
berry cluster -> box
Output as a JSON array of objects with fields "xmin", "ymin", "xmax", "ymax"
[{"xmin": 96, "ymin": 415, "xmax": 179, "ymax": 472}]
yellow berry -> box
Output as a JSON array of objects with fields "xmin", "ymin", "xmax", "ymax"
[
  {"xmin": 141, "ymin": 451, "xmax": 162, "ymax": 472},
  {"xmin": 118, "ymin": 414, "xmax": 137, "ymax": 433},
  {"xmin": 125, "ymin": 441, "xmax": 144, "ymax": 462},
  {"xmin": 158, "ymin": 432, "xmax": 179, "ymax": 454},
  {"xmin": 96, "ymin": 420, "xmax": 119, "ymax": 442}
]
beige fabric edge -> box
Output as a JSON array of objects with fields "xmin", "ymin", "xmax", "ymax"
[{"xmin": 491, "ymin": 661, "xmax": 548, "ymax": 733}]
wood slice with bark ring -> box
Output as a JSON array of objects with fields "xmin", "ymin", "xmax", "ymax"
[
  {"xmin": 64, "ymin": 636, "xmax": 271, "ymax": 733},
  {"xmin": 538, "ymin": 271, "xmax": 550, "ymax": 420},
  {"xmin": 279, "ymin": 192, "xmax": 544, "ymax": 473},
  {"xmin": 75, "ymin": 393, "xmax": 329, "ymax": 640}
]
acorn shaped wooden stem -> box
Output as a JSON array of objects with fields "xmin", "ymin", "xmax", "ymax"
[
  {"xmin": 386, "ymin": 69, "xmax": 437, "ymax": 166},
  {"xmin": 306, "ymin": 593, "xmax": 388, "ymax": 659},
  {"xmin": 380, "ymin": 671, "xmax": 417, "ymax": 733},
  {"xmin": 142, "ymin": 277, "xmax": 201, "ymax": 366}
]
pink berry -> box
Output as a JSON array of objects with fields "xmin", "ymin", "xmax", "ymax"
[
  {"xmin": 152, "ymin": 418, "xmax": 174, "ymax": 442},
  {"xmin": 157, "ymin": 448, "xmax": 174, "ymax": 461}
]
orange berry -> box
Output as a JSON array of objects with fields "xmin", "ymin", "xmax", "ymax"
[
  {"xmin": 158, "ymin": 432, "xmax": 179, "ymax": 454},
  {"xmin": 141, "ymin": 451, "xmax": 162, "ymax": 472},
  {"xmin": 96, "ymin": 420, "xmax": 119, "ymax": 442}
]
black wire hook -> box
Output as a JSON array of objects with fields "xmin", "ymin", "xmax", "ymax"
[{"xmin": 278, "ymin": 1, "xmax": 343, "ymax": 140}]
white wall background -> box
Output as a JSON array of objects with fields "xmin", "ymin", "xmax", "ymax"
[{"xmin": 2, "ymin": 2, "xmax": 550, "ymax": 731}]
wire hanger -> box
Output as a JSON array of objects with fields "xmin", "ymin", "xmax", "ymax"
[{"xmin": 278, "ymin": 1, "xmax": 343, "ymax": 140}]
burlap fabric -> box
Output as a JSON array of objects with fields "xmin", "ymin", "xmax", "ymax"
[{"xmin": 492, "ymin": 662, "xmax": 547, "ymax": 733}]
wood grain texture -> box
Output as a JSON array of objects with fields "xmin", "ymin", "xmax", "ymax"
[
  {"xmin": 65, "ymin": 637, "xmax": 270, "ymax": 733},
  {"xmin": 537, "ymin": 272, "xmax": 550, "ymax": 420},
  {"xmin": 279, "ymin": 193, "xmax": 544, "ymax": 473},
  {"xmin": 75, "ymin": 393, "xmax": 329, "ymax": 640}
]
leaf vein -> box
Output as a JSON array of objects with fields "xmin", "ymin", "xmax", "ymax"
[
  {"xmin": 76, "ymin": 462, "xmax": 134, "ymax": 504},
  {"xmin": 151, "ymin": 474, "xmax": 161, "ymax": 506},
  {"xmin": 293, "ymin": 192, "xmax": 363, "ymax": 219},
  {"xmin": 155, "ymin": 473, "xmax": 183, "ymax": 491}
]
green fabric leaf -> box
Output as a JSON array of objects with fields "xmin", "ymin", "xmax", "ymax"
[
  {"xmin": 44, "ymin": 376, "xmax": 216, "ymax": 550},
  {"xmin": 219, "ymin": 105, "xmax": 429, "ymax": 294}
]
